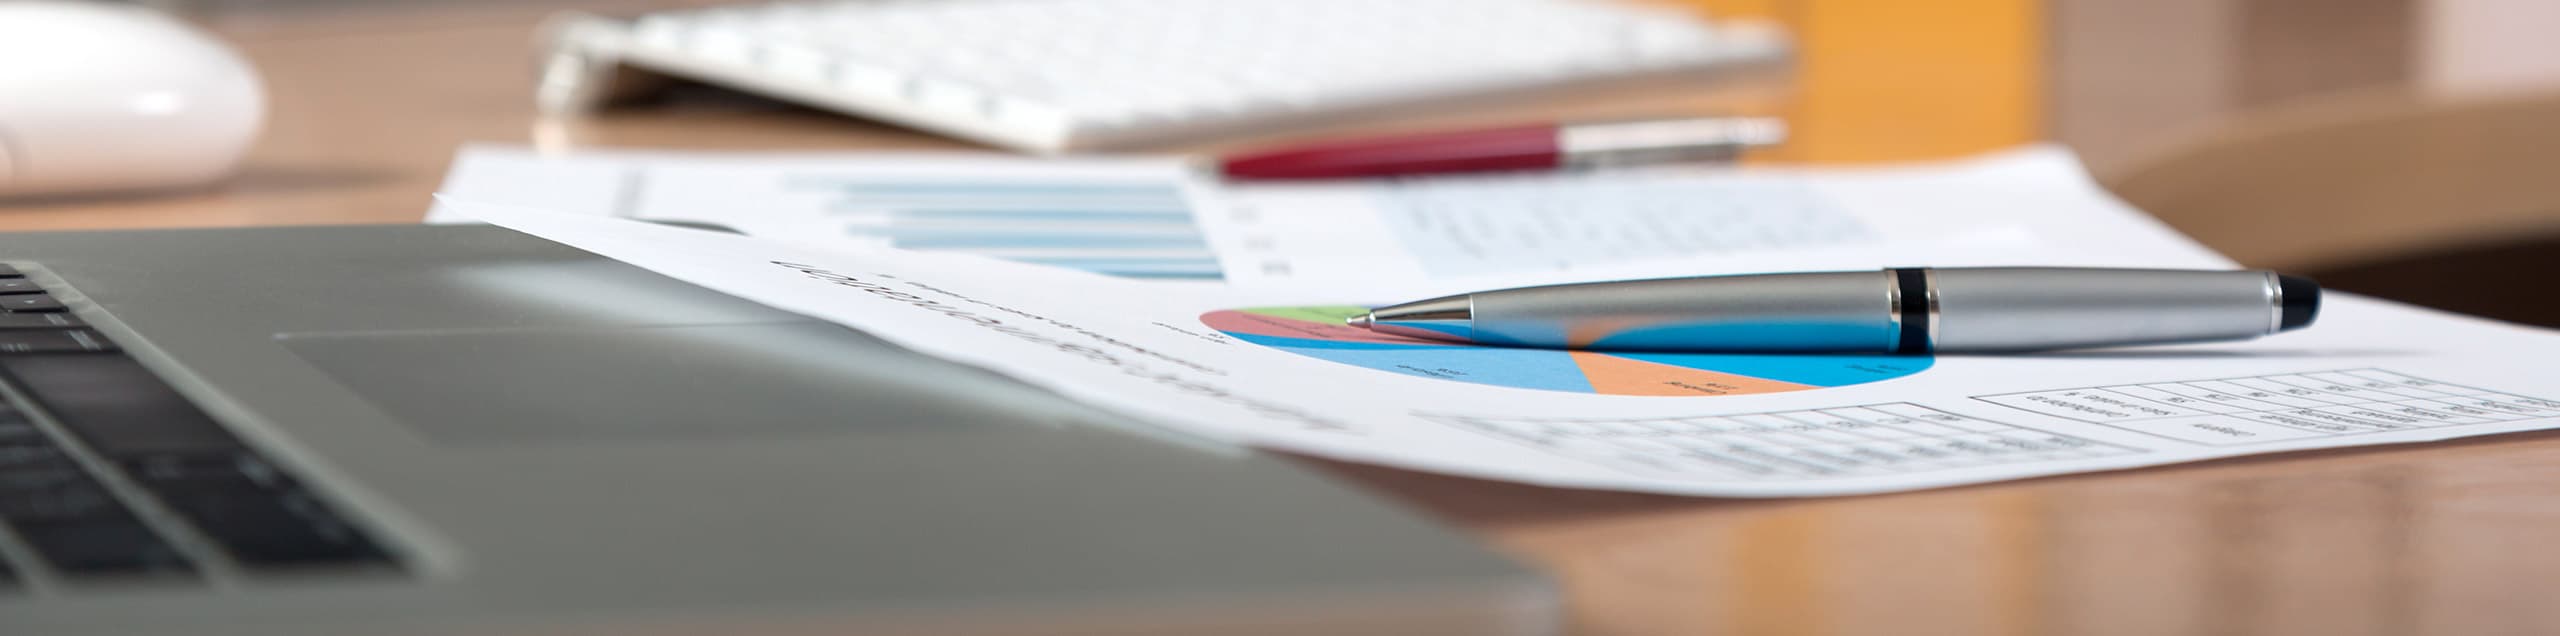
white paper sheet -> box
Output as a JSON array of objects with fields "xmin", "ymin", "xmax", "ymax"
[
  {"xmin": 1198, "ymin": 145, "xmax": 2230, "ymax": 283},
  {"xmin": 429, "ymin": 146, "xmax": 1228, "ymax": 279},
  {"xmin": 450, "ymin": 199, "xmax": 2560, "ymax": 497},
  {"xmin": 430, "ymin": 145, "xmax": 2216, "ymax": 285}
]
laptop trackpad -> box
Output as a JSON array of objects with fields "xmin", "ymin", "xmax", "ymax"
[{"xmin": 278, "ymin": 322, "xmax": 1021, "ymax": 445}]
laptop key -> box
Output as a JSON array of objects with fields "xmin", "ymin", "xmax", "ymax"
[
  {"xmin": 0, "ymin": 329, "xmax": 116, "ymax": 354},
  {"xmin": 126, "ymin": 453, "xmax": 388, "ymax": 568},
  {"xmin": 0, "ymin": 354, "xmax": 246, "ymax": 458},
  {"xmin": 0, "ymin": 462, "xmax": 121, "ymax": 521},
  {"xmin": 0, "ymin": 411, "xmax": 41, "ymax": 444},
  {"xmin": 0, "ymin": 443, "xmax": 68, "ymax": 476},
  {"xmin": 0, "ymin": 464, "xmax": 196, "ymax": 577},
  {"xmin": 0, "ymin": 340, "xmax": 401, "ymax": 575},
  {"xmin": 0, "ymin": 413, "xmax": 57, "ymax": 494},
  {"xmin": 154, "ymin": 486, "xmax": 388, "ymax": 568},
  {"xmin": 0, "ymin": 295, "xmax": 64, "ymax": 313},
  {"xmin": 0, "ymin": 279, "xmax": 41, "ymax": 295},
  {"xmin": 0, "ymin": 265, "xmax": 21, "ymax": 279},
  {"xmin": 12, "ymin": 517, "xmax": 196, "ymax": 577},
  {"xmin": 123, "ymin": 453, "xmax": 292, "ymax": 491},
  {"xmin": 0, "ymin": 312, "xmax": 81, "ymax": 329}
]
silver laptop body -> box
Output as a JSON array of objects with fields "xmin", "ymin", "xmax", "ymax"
[{"xmin": 0, "ymin": 224, "xmax": 1554, "ymax": 636}]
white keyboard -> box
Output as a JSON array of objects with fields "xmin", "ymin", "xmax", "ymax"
[{"xmin": 536, "ymin": 0, "xmax": 1786, "ymax": 152}]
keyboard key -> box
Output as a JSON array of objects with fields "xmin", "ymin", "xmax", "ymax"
[
  {"xmin": 125, "ymin": 453, "xmax": 389, "ymax": 568},
  {"xmin": 0, "ymin": 462, "xmax": 195, "ymax": 577},
  {"xmin": 0, "ymin": 441, "xmax": 64, "ymax": 473},
  {"xmin": 0, "ymin": 462, "xmax": 121, "ymax": 522},
  {"xmin": 0, "ymin": 279, "xmax": 41, "ymax": 295},
  {"xmin": 123, "ymin": 453, "xmax": 291, "ymax": 492},
  {"xmin": 156, "ymin": 486, "xmax": 388, "ymax": 568},
  {"xmin": 0, "ymin": 312, "xmax": 81, "ymax": 329},
  {"xmin": 0, "ymin": 354, "xmax": 244, "ymax": 459},
  {"xmin": 0, "ymin": 264, "xmax": 21, "ymax": 278},
  {"xmin": 0, "ymin": 329, "xmax": 115, "ymax": 354},
  {"xmin": 0, "ymin": 417, "xmax": 54, "ymax": 486},
  {"xmin": 0, "ymin": 295, "xmax": 63, "ymax": 313},
  {"xmin": 0, "ymin": 411, "xmax": 41, "ymax": 445},
  {"xmin": 11, "ymin": 517, "xmax": 196, "ymax": 577}
]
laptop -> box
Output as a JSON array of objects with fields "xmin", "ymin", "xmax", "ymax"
[{"xmin": 0, "ymin": 224, "xmax": 1555, "ymax": 635}]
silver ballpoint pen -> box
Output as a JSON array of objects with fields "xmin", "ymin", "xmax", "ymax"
[{"xmin": 1346, "ymin": 267, "xmax": 2321, "ymax": 353}]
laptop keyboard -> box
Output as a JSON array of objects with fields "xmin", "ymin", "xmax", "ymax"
[{"xmin": 0, "ymin": 266, "xmax": 398, "ymax": 591}]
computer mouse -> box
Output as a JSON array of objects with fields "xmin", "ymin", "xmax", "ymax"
[{"xmin": 0, "ymin": 1, "xmax": 264, "ymax": 198}]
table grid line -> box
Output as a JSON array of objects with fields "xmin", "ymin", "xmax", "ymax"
[
  {"xmin": 1419, "ymin": 403, "xmax": 2144, "ymax": 481},
  {"xmin": 1972, "ymin": 368, "xmax": 2560, "ymax": 447}
]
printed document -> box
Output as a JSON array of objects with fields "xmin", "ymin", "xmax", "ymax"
[
  {"xmin": 430, "ymin": 145, "xmax": 2202, "ymax": 284},
  {"xmin": 451, "ymin": 199, "xmax": 2560, "ymax": 497},
  {"xmin": 1196, "ymin": 145, "xmax": 2221, "ymax": 283},
  {"xmin": 429, "ymin": 146, "xmax": 1225, "ymax": 278}
]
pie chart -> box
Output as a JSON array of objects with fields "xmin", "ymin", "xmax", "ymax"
[{"xmin": 1201, "ymin": 306, "xmax": 1931, "ymax": 397}]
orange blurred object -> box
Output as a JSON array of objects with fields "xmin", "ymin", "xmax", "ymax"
[{"xmin": 1673, "ymin": 0, "xmax": 2043, "ymax": 162}]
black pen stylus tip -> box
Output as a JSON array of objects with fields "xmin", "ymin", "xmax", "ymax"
[{"xmin": 2278, "ymin": 274, "xmax": 2321, "ymax": 330}]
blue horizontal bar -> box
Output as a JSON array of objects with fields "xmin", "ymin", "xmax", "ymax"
[
  {"xmin": 880, "ymin": 232, "xmax": 1208, "ymax": 250},
  {"xmin": 880, "ymin": 209, "xmax": 1196, "ymax": 224},
  {"xmin": 788, "ymin": 178, "xmax": 1184, "ymax": 198}
]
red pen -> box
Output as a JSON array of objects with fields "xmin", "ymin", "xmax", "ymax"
[{"xmin": 1217, "ymin": 117, "xmax": 1785, "ymax": 181}]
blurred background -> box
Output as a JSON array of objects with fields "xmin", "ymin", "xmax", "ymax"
[{"xmin": 7, "ymin": 0, "xmax": 2559, "ymax": 322}]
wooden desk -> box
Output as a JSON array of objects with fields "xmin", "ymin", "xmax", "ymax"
[{"xmin": 12, "ymin": 5, "xmax": 2560, "ymax": 636}]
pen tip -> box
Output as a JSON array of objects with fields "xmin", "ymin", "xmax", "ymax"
[{"xmin": 1345, "ymin": 313, "xmax": 1373, "ymax": 328}]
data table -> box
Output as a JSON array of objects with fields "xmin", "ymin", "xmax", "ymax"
[
  {"xmin": 1976, "ymin": 369, "xmax": 2560, "ymax": 446},
  {"xmin": 1430, "ymin": 403, "xmax": 2141, "ymax": 481}
]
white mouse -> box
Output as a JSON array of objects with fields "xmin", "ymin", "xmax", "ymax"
[{"xmin": 0, "ymin": 1, "xmax": 264, "ymax": 198}]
